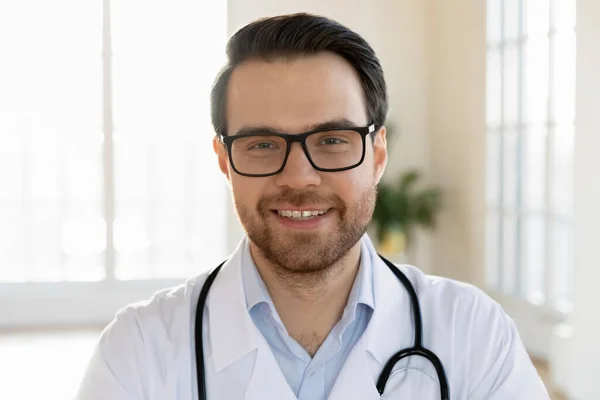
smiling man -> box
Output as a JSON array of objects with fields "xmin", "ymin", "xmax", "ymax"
[{"xmin": 77, "ymin": 13, "xmax": 549, "ymax": 400}]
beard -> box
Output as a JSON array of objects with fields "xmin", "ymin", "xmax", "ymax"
[{"xmin": 234, "ymin": 184, "xmax": 376, "ymax": 277}]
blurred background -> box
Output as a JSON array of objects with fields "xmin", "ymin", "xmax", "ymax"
[{"xmin": 0, "ymin": 0, "xmax": 597, "ymax": 399}]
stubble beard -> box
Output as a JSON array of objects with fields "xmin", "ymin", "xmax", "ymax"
[{"xmin": 235, "ymin": 185, "xmax": 376, "ymax": 285}]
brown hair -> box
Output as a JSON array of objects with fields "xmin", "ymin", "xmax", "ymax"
[{"xmin": 210, "ymin": 13, "xmax": 388, "ymax": 136}]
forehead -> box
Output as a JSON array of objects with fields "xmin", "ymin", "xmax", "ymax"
[{"xmin": 225, "ymin": 52, "xmax": 368, "ymax": 134}]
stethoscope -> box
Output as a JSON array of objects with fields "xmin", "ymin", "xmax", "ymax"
[{"xmin": 194, "ymin": 254, "xmax": 450, "ymax": 400}]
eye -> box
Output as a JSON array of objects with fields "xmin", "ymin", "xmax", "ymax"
[
  {"xmin": 320, "ymin": 137, "xmax": 346, "ymax": 145},
  {"xmin": 247, "ymin": 141, "xmax": 281, "ymax": 151},
  {"xmin": 252, "ymin": 142, "xmax": 275, "ymax": 149}
]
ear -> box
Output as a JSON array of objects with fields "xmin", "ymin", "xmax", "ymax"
[
  {"xmin": 373, "ymin": 126, "xmax": 388, "ymax": 184},
  {"xmin": 213, "ymin": 136, "xmax": 231, "ymax": 181}
]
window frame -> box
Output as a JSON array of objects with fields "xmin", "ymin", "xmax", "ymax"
[
  {"xmin": 0, "ymin": 0, "xmax": 230, "ymax": 328},
  {"xmin": 485, "ymin": 0, "xmax": 575, "ymax": 318}
]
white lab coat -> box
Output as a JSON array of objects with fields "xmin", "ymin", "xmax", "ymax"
[{"xmin": 77, "ymin": 235, "xmax": 549, "ymax": 399}]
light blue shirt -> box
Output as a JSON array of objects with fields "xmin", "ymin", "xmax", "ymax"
[{"xmin": 240, "ymin": 240, "xmax": 375, "ymax": 400}]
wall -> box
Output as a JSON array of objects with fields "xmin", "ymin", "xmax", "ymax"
[
  {"xmin": 224, "ymin": 0, "xmax": 433, "ymax": 272},
  {"xmin": 550, "ymin": 1, "xmax": 600, "ymax": 398},
  {"xmin": 426, "ymin": 0, "xmax": 487, "ymax": 285}
]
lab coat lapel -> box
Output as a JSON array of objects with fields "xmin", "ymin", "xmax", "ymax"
[
  {"xmin": 364, "ymin": 250, "xmax": 415, "ymax": 369},
  {"xmin": 207, "ymin": 237, "xmax": 260, "ymax": 372},
  {"xmin": 327, "ymin": 336, "xmax": 381, "ymax": 400},
  {"xmin": 328, "ymin": 237, "xmax": 414, "ymax": 400},
  {"xmin": 243, "ymin": 342, "xmax": 298, "ymax": 400},
  {"xmin": 206, "ymin": 237, "xmax": 296, "ymax": 400}
]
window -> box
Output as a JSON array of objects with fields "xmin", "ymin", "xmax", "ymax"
[
  {"xmin": 0, "ymin": 0, "xmax": 228, "ymax": 285},
  {"xmin": 485, "ymin": 0, "xmax": 575, "ymax": 311}
]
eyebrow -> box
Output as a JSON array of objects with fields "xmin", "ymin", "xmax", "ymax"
[{"xmin": 231, "ymin": 118, "xmax": 364, "ymax": 136}]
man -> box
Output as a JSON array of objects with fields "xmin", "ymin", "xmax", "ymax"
[{"xmin": 77, "ymin": 13, "xmax": 549, "ymax": 399}]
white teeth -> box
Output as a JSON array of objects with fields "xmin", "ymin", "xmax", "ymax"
[{"xmin": 277, "ymin": 209, "xmax": 328, "ymax": 219}]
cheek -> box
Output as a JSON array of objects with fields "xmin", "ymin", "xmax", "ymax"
[
  {"xmin": 230, "ymin": 176, "xmax": 267, "ymax": 207},
  {"xmin": 328, "ymin": 168, "xmax": 374, "ymax": 203},
  {"xmin": 349, "ymin": 153, "xmax": 377, "ymax": 187}
]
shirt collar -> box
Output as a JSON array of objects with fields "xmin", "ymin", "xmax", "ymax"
[
  {"xmin": 240, "ymin": 234, "xmax": 376, "ymax": 312},
  {"xmin": 241, "ymin": 239, "xmax": 273, "ymax": 312},
  {"xmin": 350, "ymin": 236, "xmax": 375, "ymax": 310}
]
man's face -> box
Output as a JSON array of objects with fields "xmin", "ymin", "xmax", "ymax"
[{"xmin": 214, "ymin": 52, "xmax": 387, "ymax": 274}]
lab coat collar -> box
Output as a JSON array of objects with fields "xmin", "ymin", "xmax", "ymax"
[
  {"xmin": 206, "ymin": 236, "xmax": 264, "ymax": 373},
  {"xmin": 362, "ymin": 234, "xmax": 413, "ymax": 365},
  {"xmin": 206, "ymin": 236, "xmax": 299, "ymax": 399},
  {"xmin": 328, "ymin": 235, "xmax": 414, "ymax": 400}
]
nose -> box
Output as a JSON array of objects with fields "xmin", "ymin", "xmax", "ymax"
[{"xmin": 274, "ymin": 143, "xmax": 321, "ymax": 189}]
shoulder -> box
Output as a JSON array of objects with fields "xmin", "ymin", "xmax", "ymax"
[
  {"xmin": 397, "ymin": 264, "xmax": 506, "ymax": 325},
  {"xmin": 77, "ymin": 273, "xmax": 212, "ymax": 398},
  {"xmin": 107, "ymin": 272, "xmax": 211, "ymax": 344},
  {"xmin": 91, "ymin": 271, "xmax": 213, "ymax": 367},
  {"xmin": 395, "ymin": 264, "xmax": 516, "ymax": 360},
  {"xmin": 394, "ymin": 265, "xmax": 546, "ymax": 397}
]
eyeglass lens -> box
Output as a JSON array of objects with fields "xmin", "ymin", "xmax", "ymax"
[{"xmin": 230, "ymin": 129, "xmax": 364, "ymax": 175}]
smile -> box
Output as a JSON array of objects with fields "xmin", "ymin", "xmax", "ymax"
[{"xmin": 275, "ymin": 209, "xmax": 329, "ymax": 220}]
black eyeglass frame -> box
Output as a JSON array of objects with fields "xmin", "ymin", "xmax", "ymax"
[{"xmin": 217, "ymin": 123, "xmax": 377, "ymax": 177}]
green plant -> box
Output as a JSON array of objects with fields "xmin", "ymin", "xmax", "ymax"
[{"xmin": 372, "ymin": 169, "xmax": 442, "ymax": 247}]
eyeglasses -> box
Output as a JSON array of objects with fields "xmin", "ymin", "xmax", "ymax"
[{"xmin": 218, "ymin": 124, "xmax": 377, "ymax": 177}]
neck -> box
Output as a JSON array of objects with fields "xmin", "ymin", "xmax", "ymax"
[{"xmin": 249, "ymin": 240, "xmax": 362, "ymax": 356}]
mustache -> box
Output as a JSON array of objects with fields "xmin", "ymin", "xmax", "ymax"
[{"xmin": 258, "ymin": 189, "xmax": 345, "ymax": 210}]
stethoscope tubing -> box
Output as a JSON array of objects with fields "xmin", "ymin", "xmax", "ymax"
[{"xmin": 194, "ymin": 255, "xmax": 450, "ymax": 400}]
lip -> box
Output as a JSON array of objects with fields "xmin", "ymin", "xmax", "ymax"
[
  {"xmin": 269, "ymin": 205, "xmax": 332, "ymax": 212},
  {"xmin": 270, "ymin": 209, "xmax": 333, "ymax": 230}
]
